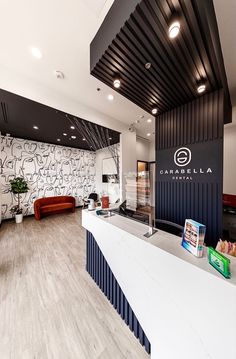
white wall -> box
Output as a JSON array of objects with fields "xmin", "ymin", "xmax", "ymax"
[
  {"xmin": 224, "ymin": 106, "xmax": 236, "ymax": 195},
  {"xmin": 120, "ymin": 131, "xmax": 137, "ymax": 204},
  {"xmin": 136, "ymin": 136, "xmax": 155, "ymax": 163},
  {"xmin": 136, "ymin": 136, "xmax": 150, "ymax": 162},
  {"xmin": 149, "ymin": 140, "xmax": 155, "ymax": 162},
  {"xmin": 95, "ymin": 144, "xmax": 120, "ymax": 204}
]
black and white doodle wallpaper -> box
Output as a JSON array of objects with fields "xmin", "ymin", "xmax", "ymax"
[{"xmin": 1, "ymin": 136, "xmax": 96, "ymax": 219}]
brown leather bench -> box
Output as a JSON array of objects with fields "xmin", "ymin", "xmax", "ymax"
[{"xmin": 34, "ymin": 196, "xmax": 75, "ymax": 220}]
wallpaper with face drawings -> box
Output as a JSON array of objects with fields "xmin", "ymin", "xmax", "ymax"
[{"xmin": 1, "ymin": 136, "xmax": 96, "ymax": 219}]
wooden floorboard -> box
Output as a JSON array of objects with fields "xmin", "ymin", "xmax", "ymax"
[{"xmin": 0, "ymin": 209, "xmax": 149, "ymax": 359}]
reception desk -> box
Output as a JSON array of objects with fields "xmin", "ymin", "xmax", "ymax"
[{"xmin": 82, "ymin": 209, "xmax": 236, "ymax": 359}]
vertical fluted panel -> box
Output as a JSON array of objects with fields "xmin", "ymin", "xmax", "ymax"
[
  {"xmin": 86, "ymin": 231, "xmax": 151, "ymax": 355},
  {"xmin": 156, "ymin": 90, "xmax": 224, "ymax": 247}
]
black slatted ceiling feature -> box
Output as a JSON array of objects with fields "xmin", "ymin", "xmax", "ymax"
[
  {"xmin": 91, "ymin": 0, "xmax": 231, "ymax": 122},
  {"xmin": 0, "ymin": 89, "xmax": 120, "ymax": 150}
]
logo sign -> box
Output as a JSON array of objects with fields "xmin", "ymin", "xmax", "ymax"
[
  {"xmin": 174, "ymin": 147, "xmax": 191, "ymax": 167},
  {"xmin": 157, "ymin": 141, "xmax": 221, "ymax": 183}
]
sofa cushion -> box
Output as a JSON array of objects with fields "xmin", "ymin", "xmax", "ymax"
[{"xmin": 41, "ymin": 203, "xmax": 73, "ymax": 212}]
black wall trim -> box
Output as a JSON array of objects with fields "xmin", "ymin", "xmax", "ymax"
[
  {"xmin": 86, "ymin": 230, "xmax": 151, "ymax": 355},
  {"xmin": 156, "ymin": 90, "xmax": 224, "ymax": 247}
]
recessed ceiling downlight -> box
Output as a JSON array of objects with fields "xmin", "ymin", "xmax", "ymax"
[
  {"xmin": 63, "ymin": 133, "xmax": 67, "ymax": 136},
  {"xmin": 57, "ymin": 139, "xmax": 61, "ymax": 142},
  {"xmin": 71, "ymin": 135, "xmax": 76, "ymax": 139},
  {"xmin": 168, "ymin": 21, "xmax": 180, "ymax": 39},
  {"xmin": 145, "ymin": 62, "xmax": 152, "ymax": 70},
  {"xmin": 197, "ymin": 84, "xmax": 206, "ymax": 94},
  {"xmin": 70, "ymin": 126, "xmax": 75, "ymax": 130},
  {"xmin": 31, "ymin": 47, "xmax": 42, "ymax": 59},
  {"xmin": 108, "ymin": 94, "xmax": 114, "ymax": 101},
  {"xmin": 147, "ymin": 118, "xmax": 152, "ymax": 123},
  {"xmin": 33, "ymin": 126, "xmax": 39, "ymax": 130},
  {"xmin": 113, "ymin": 79, "xmax": 121, "ymax": 88},
  {"xmin": 152, "ymin": 108, "xmax": 158, "ymax": 115}
]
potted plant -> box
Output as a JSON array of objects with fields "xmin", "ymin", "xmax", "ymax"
[{"xmin": 9, "ymin": 177, "xmax": 29, "ymax": 224}]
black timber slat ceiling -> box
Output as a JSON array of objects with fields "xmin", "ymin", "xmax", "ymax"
[
  {"xmin": 0, "ymin": 89, "xmax": 120, "ymax": 150},
  {"xmin": 90, "ymin": 0, "xmax": 232, "ymax": 123}
]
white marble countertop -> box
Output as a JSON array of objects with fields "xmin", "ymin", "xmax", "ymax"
[
  {"xmin": 82, "ymin": 209, "xmax": 236, "ymax": 359},
  {"xmin": 86, "ymin": 209, "xmax": 236, "ymax": 286}
]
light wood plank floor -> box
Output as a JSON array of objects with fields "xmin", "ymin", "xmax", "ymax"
[{"xmin": 0, "ymin": 209, "xmax": 149, "ymax": 359}]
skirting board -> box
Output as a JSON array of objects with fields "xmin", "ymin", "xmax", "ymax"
[{"xmin": 86, "ymin": 230, "xmax": 151, "ymax": 354}]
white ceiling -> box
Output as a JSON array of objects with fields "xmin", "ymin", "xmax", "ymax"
[
  {"xmin": 0, "ymin": 0, "xmax": 154, "ymax": 139},
  {"xmin": 214, "ymin": 0, "xmax": 236, "ymax": 107}
]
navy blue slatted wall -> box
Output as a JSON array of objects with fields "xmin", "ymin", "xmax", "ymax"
[
  {"xmin": 156, "ymin": 90, "xmax": 224, "ymax": 247},
  {"xmin": 86, "ymin": 230, "xmax": 151, "ymax": 354}
]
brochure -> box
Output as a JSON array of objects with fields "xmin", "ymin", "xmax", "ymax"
[{"xmin": 182, "ymin": 219, "xmax": 206, "ymax": 257}]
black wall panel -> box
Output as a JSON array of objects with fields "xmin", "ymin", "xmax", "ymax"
[{"xmin": 156, "ymin": 90, "xmax": 224, "ymax": 247}]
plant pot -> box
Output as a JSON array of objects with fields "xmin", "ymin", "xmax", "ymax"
[{"xmin": 15, "ymin": 213, "xmax": 23, "ymax": 224}]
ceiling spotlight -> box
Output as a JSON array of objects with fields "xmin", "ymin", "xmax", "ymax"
[
  {"xmin": 70, "ymin": 126, "xmax": 75, "ymax": 130},
  {"xmin": 108, "ymin": 94, "xmax": 114, "ymax": 101},
  {"xmin": 197, "ymin": 84, "xmax": 206, "ymax": 94},
  {"xmin": 168, "ymin": 20, "xmax": 180, "ymax": 39},
  {"xmin": 82, "ymin": 138, "xmax": 86, "ymax": 141},
  {"xmin": 33, "ymin": 126, "xmax": 39, "ymax": 130},
  {"xmin": 145, "ymin": 62, "xmax": 152, "ymax": 70},
  {"xmin": 147, "ymin": 118, "xmax": 152, "ymax": 123},
  {"xmin": 63, "ymin": 133, "xmax": 67, "ymax": 136},
  {"xmin": 71, "ymin": 135, "xmax": 76, "ymax": 139},
  {"xmin": 147, "ymin": 133, "xmax": 151, "ymax": 137},
  {"xmin": 109, "ymin": 137, "xmax": 112, "ymax": 140},
  {"xmin": 57, "ymin": 139, "xmax": 61, "ymax": 142},
  {"xmin": 31, "ymin": 47, "xmax": 42, "ymax": 59},
  {"xmin": 152, "ymin": 108, "xmax": 158, "ymax": 115},
  {"xmin": 113, "ymin": 79, "xmax": 121, "ymax": 88}
]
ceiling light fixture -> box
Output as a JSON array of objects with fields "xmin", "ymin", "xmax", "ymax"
[
  {"xmin": 33, "ymin": 126, "xmax": 39, "ymax": 130},
  {"xmin": 197, "ymin": 84, "xmax": 206, "ymax": 94},
  {"xmin": 109, "ymin": 137, "xmax": 112, "ymax": 140},
  {"xmin": 147, "ymin": 118, "xmax": 152, "ymax": 123},
  {"xmin": 147, "ymin": 133, "xmax": 151, "ymax": 137},
  {"xmin": 63, "ymin": 133, "xmax": 67, "ymax": 136},
  {"xmin": 31, "ymin": 47, "xmax": 42, "ymax": 59},
  {"xmin": 113, "ymin": 79, "xmax": 121, "ymax": 88},
  {"xmin": 168, "ymin": 20, "xmax": 180, "ymax": 39},
  {"xmin": 108, "ymin": 94, "xmax": 114, "ymax": 101},
  {"xmin": 71, "ymin": 135, "xmax": 76, "ymax": 139},
  {"xmin": 70, "ymin": 126, "xmax": 75, "ymax": 130},
  {"xmin": 145, "ymin": 62, "xmax": 152, "ymax": 70},
  {"xmin": 152, "ymin": 108, "xmax": 158, "ymax": 115},
  {"xmin": 57, "ymin": 139, "xmax": 61, "ymax": 142},
  {"xmin": 82, "ymin": 138, "xmax": 86, "ymax": 141}
]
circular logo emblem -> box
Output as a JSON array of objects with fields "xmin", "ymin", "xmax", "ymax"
[{"xmin": 174, "ymin": 147, "xmax": 191, "ymax": 167}]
